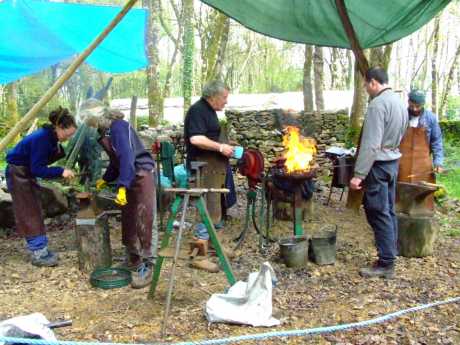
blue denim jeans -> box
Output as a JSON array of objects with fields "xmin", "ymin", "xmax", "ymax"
[
  {"xmin": 363, "ymin": 160, "xmax": 399, "ymax": 266},
  {"xmin": 194, "ymin": 222, "xmax": 223, "ymax": 240}
]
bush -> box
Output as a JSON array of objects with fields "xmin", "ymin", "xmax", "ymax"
[{"xmin": 445, "ymin": 95, "xmax": 460, "ymax": 120}]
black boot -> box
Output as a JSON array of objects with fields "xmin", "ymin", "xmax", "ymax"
[{"xmin": 359, "ymin": 261, "xmax": 395, "ymax": 279}]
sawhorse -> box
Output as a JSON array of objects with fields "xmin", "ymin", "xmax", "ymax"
[{"xmin": 148, "ymin": 187, "xmax": 236, "ymax": 334}]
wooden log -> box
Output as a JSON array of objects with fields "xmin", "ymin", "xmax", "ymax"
[
  {"xmin": 397, "ymin": 213, "xmax": 437, "ymax": 257},
  {"xmin": 75, "ymin": 194, "xmax": 112, "ymax": 272}
]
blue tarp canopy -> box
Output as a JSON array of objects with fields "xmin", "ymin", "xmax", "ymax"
[{"xmin": 0, "ymin": 0, "xmax": 148, "ymax": 84}]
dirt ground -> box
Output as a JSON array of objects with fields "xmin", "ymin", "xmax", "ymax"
[{"xmin": 0, "ymin": 184, "xmax": 459, "ymax": 345}]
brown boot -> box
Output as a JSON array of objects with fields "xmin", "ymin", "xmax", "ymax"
[
  {"xmin": 208, "ymin": 236, "xmax": 236, "ymax": 259},
  {"xmin": 191, "ymin": 258, "xmax": 219, "ymax": 273}
]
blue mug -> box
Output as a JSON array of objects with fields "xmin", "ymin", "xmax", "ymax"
[{"xmin": 233, "ymin": 146, "xmax": 244, "ymax": 159}]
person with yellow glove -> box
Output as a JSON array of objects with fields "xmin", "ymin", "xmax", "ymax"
[
  {"xmin": 87, "ymin": 108, "xmax": 156, "ymax": 289},
  {"xmin": 95, "ymin": 178, "xmax": 107, "ymax": 191}
]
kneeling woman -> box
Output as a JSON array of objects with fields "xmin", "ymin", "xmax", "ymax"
[
  {"xmin": 6, "ymin": 107, "xmax": 76, "ymax": 267},
  {"xmin": 87, "ymin": 109, "xmax": 156, "ymax": 289}
]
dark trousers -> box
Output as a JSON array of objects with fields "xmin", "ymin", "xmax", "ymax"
[
  {"xmin": 363, "ymin": 160, "xmax": 399, "ymax": 266},
  {"xmin": 121, "ymin": 170, "xmax": 155, "ymax": 259}
]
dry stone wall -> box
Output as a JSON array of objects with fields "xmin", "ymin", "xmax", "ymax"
[{"xmin": 225, "ymin": 109, "xmax": 349, "ymax": 176}]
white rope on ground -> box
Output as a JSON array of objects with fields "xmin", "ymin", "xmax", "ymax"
[{"xmin": 1, "ymin": 296, "xmax": 458, "ymax": 345}]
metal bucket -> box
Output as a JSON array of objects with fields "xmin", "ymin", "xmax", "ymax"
[
  {"xmin": 279, "ymin": 236, "xmax": 308, "ymax": 268},
  {"xmin": 309, "ymin": 225, "xmax": 337, "ymax": 265}
]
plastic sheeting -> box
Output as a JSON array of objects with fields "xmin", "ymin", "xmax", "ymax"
[
  {"xmin": 0, "ymin": 0, "xmax": 148, "ymax": 84},
  {"xmin": 201, "ymin": 0, "xmax": 451, "ymax": 49}
]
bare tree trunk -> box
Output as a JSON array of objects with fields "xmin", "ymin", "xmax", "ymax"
[
  {"xmin": 346, "ymin": 50, "xmax": 353, "ymax": 90},
  {"xmin": 214, "ymin": 17, "xmax": 230, "ymax": 81},
  {"xmin": 439, "ymin": 43, "xmax": 460, "ymax": 119},
  {"xmin": 158, "ymin": 0, "xmax": 183, "ymax": 99},
  {"xmin": 146, "ymin": 0, "xmax": 163, "ymax": 127},
  {"xmin": 431, "ymin": 16, "xmax": 441, "ymax": 114},
  {"xmin": 205, "ymin": 13, "xmax": 229, "ymax": 82},
  {"xmin": 303, "ymin": 45, "xmax": 314, "ymax": 112},
  {"xmin": 369, "ymin": 45, "xmax": 392, "ymax": 71},
  {"xmin": 349, "ymin": 60, "xmax": 367, "ymax": 144},
  {"xmin": 313, "ymin": 46, "xmax": 324, "ymax": 111},
  {"xmin": 182, "ymin": 0, "xmax": 194, "ymax": 116},
  {"xmin": 330, "ymin": 48, "xmax": 340, "ymax": 89},
  {"xmin": 5, "ymin": 82, "xmax": 20, "ymax": 142}
]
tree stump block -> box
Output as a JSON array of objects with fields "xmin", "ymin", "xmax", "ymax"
[
  {"xmin": 397, "ymin": 213, "xmax": 437, "ymax": 257},
  {"xmin": 75, "ymin": 193, "xmax": 112, "ymax": 272}
]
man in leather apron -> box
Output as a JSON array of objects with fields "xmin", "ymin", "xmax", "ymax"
[
  {"xmin": 398, "ymin": 90, "xmax": 444, "ymax": 210},
  {"xmin": 184, "ymin": 80, "xmax": 235, "ymax": 272}
]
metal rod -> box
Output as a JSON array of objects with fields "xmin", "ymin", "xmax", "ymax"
[
  {"xmin": 0, "ymin": 0, "xmax": 139, "ymax": 153},
  {"xmin": 46, "ymin": 320, "xmax": 72, "ymax": 329},
  {"xmin": 161, "ymin": 193, "xmax": 190, "ymax": 337}
]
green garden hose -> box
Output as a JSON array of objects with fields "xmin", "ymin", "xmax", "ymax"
[{"xmin": 90, "ymin": 267, "xmax": 132, "ymax": 289}]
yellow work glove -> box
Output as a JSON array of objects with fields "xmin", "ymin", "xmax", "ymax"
[
  {"xmin": 115, "ymin": 187, "xmax": 127, "ymax": 206},
  {"xmin": 95, "ymin": 179, "xmax": 107, "ymax": 191}
]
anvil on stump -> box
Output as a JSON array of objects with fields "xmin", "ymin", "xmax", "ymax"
[{"xmin": 396, "ymin": 181, "xmax": 439, "ymax": 258}]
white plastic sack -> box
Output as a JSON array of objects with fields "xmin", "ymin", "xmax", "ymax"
[
  {"xmin": 0, "ymin": 313, "xmax": 56, "ymax": 345},
  {"xmin": 205, "ymin": 262, "xmax": 280, "ymax": 327}
]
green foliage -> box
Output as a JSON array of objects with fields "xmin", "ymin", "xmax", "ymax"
[
  {"xmin": 344, "ymin": 126, "xmax": 360, "ymax": 148},
  {"xmin": 439, "ymin": 120, "xmax": 460, "ymax": 143},
  {"xmin": 437, "ymin": 138, "xmax": 460, "ymax": 199},
  {"xmin": 445, "ymin": 95, "xmax": 460, "ymax": 120},
  {"xmin": 136, "ymin": 116, "xmax": 171, "ymax": 130}
]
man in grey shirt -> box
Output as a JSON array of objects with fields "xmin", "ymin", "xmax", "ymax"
[{"xmin": 350, "ymin": 67, "xmax": 408, "ymax": 279}]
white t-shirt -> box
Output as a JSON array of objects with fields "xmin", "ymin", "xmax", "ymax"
[{"xmin": 409, "ymin": 116, "xmax": 420, "ymax": 128}]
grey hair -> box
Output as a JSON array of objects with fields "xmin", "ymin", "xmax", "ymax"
[
  {"xmin": 85, "ymin": 106, "xmax": 125, "ymax": 130},
  {"xmin": 202, "ymin": 80, "xmax": 228, "ymax": 99}
]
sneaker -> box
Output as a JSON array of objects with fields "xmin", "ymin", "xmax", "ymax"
[
  {"xmin": 131, "ymin": 262, "xmax": 153, "ymax": 289},
  {"xmin": 359, "ymin": 261, "xmax": 395, "ymax": 279},
  {"xmin": 30, "ymin": 247, "xmax": 58, "ymax": 267},
  {"xmin": 214, "ymin": 220, "xmax": 225, "ymax": 230},
  {"xmin": 117, "ymin": 253, "xmax": 142, "ymax": 272}
]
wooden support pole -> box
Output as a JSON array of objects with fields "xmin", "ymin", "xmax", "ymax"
[
  {"xmin": 335, "ymin": 0, "xmax": 369, "ymax": 77},
  {"xmin": 129, "ymin": 95, "xmax": 138, "ymax": 129},
  {"xmin": 0, "ymin": 0, "xmax": 139, "ymax": 153}
]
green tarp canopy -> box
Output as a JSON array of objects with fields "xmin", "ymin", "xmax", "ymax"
[{"xmin": 201, "ymin": 0, "xmax": 451, "ymax": 49}]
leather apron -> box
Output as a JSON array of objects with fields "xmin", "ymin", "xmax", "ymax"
[
  {"xmin": 6, "ymin": 165, "xmax": 46, "ymax": 237},
  {"xmin": 397, "ymin": 126, "xmax": 435, "ymax": 209},
  {"xmin": 193, "ymin": 151, "xmax": 228, "ymax": 224},
  {"xmin": 98, "ymin": 136, "xmax": 155, "ymax": 258}
]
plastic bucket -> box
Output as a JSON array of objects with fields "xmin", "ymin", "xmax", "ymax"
[
  {"xmin": 279, "ymin": 236, "xmax": 308, "ymax": 268},
  {"xmin": 309, "ymin": 225, "xmax": 337, "ymax": 265}
]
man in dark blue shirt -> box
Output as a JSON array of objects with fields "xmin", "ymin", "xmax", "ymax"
[{"xmin": 184, "ymin": 80, "xmax": 235, "ymax": 272}]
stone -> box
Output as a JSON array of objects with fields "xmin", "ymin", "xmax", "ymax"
[{"xmin": 0, "ymin": 189, "xmax": 14, "ymax": 228}]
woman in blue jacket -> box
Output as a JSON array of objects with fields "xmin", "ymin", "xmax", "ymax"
[{"xmin": 6, "ymin": 107, "xmax": 76, "ymax": 267}]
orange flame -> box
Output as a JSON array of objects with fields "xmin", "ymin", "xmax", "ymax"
[{"xmin": 282, "ymin": 126, "xmax": 316, "ymax": 173}]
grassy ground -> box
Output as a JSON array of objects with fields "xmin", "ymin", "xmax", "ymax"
[{"xmin": 437, "ymin": 140, "xmax": 460, "ymax": 199}]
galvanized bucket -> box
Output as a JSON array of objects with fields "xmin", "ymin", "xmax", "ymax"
[
  {"xmin": 309, "ymin": 225, "xmax": 337, "ymax": 265},
  {"xmin": 279, "ymin": 236, "xmax": 308, "ymax": 268}
]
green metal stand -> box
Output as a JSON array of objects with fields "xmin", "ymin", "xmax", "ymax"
[{"xmin": 148, "ymin": 188, "xmax": 236, "ymax": 299}]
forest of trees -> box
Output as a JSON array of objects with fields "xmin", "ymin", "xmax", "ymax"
[{"xmin": 0, "ymin": 0, "xmax": 459, "ymax": 133}]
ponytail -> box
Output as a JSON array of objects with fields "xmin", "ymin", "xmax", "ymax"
[{"xmin": 49, "ymin": 106, "xmax": 76, "ymax": 129}]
